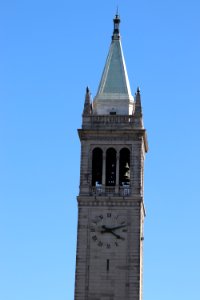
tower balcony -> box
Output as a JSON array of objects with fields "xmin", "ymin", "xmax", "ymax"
[{"xmin": 90, "ymin": 185, "xmax": 131, "ymax": 197}]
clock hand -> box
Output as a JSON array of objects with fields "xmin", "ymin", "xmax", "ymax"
[
  {"xmin": 101, "ymin": 225, "xmax": 109, "ymax": 231},
  {"xmin": 109, "ymin": 224, "xmax": 127, "ymax": 231},
  {"xmin": 102, "ymin": 224, "xmax": 127, "ymax": 231},
  {"xmin": 101, "ymin": 226, "xmax": 125, "ymax": 240},
  {"xmin": 109, "ymin": 230, "xmax": 125, "ymax": 240}
]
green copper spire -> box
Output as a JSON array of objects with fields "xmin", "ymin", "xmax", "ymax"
[{"xmin": 93, "ymin": 15, "xmax": 134, "ymax": 115}]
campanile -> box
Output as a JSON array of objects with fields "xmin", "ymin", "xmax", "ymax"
[{"xmin": 74, "ymin": 14, "xmax": 148, "ymax": 300}]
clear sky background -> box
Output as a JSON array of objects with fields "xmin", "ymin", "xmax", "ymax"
[{"xmin": 1, "ymin": 0, "xmax": 200, "ymax": 299}]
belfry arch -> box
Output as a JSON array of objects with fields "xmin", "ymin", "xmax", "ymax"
[
  {"xmin": 119, "ymin": 148, "xmax": 130, "ymax": 186},
  {"xmin": 92, "ymin": 147, "xmax": 103, "ymax": 186}
]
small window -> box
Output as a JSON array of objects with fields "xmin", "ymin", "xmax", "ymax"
[{"xmin": 110, "ymin": 112, "xmax": 116, "ymax": 115}]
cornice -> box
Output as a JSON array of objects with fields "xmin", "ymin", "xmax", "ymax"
[
  {"xmin": 77, "ymin": 195, "xmax": 143, "ymax": 207},
  {"xmin": 78, "ymin": 128, "xmax": 148, "ymax": 152}
]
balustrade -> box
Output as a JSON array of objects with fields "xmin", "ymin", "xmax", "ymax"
[{"xmin": 90, "ymin": 185, "xmax": 131, "ymax": 197}]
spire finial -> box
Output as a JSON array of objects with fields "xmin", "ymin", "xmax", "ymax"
[
  {"xmin": 112, "ymin": 12, "xmax": 121, "ymax": 40},
  {"xmin": 116, "ymin": 5, "xmax": 119, "ymax": 16}
]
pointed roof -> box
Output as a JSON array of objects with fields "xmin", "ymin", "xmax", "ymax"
[
  {"xmin": 97, "ymin": 37, "xmax": 132, "ymax": 95},
  {"xmin": 93, "ymin": 15, "xmax": 134, "ymax": 115},
  {"xmin": 97, "ymin": 15, "xmax": 132, "ymax": 96}
]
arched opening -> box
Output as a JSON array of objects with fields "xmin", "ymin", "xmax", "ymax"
[
  {"xmin": 119, "ymin": 148, "xmax": 130, "ymax": 186},
  {"xmin": 92, "ymin": 148, "xmax": 103, "ymax": 186},
  {"xmin": 106, "ymin": 148, "xmax": 116, "ymax": 186}
]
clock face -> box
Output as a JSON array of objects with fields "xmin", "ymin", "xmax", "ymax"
[{"xmin": 90, "ymin": 211, "xmax": 128, "ymax": 249}]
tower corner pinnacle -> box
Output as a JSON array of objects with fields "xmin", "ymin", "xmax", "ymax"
[
  {"xmin": 83, "ymin": 86, "xmax": 92, "ymax": 115},
  {"xmin": 136, "ymin": 87, "xmax": 141, "ymax": 105},
  {"xmin": 134, "ymin": 87, "xmax": 143, "ymax": 123}
]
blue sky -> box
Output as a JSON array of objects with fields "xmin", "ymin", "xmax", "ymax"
[{"xmin": 1, "ymin": 0, "xmax": 200, "ymax": 299}]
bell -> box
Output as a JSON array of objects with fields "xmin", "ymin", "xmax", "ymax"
[
  {"xmin": 124, "ymin": 162, "xmax": 129, "ymax": 170},
  {"xmin": 123, "ymin": 162, "xmax": 130, "ymax": 182}
]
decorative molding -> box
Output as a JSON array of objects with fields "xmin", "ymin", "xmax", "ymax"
[
  {"xmin": 90, "ymin": 144, "xmax": 132, "ymax": 152},
  {"xmin": 78, "ymin": 201, "xmax": 141, "ymax": 207},
  {"xmin": 77, "ymin": 196, "xmax": 143, "ymax": 207}
]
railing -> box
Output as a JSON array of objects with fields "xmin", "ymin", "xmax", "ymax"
[
  {"xmin": 119, "ymin": 186, "xmax": 131, "ymax": 196},
  {"xmin": 82, "ymin": 115, "xmax": 136, "ymax": 129},
  {"xmin": 90, "ymin": 185, "xmax": 131, "ymax": 197},
  {"xmin": 91, "ymin": 115, "xmax": 134, "ymax": 124}
]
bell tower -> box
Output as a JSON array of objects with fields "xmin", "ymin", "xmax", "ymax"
[{"xmin": 75, "ymin": 15, "xmax": 148, "ymax": 300}]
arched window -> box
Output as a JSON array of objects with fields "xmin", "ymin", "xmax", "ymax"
[
  {"xmin": 119, "ymin": 148, "xmax": 130, "ymax": 186},
  {"xmin": 106, "ymin": 148, "xmax": 116, "ymax": 186},
  {"xmin": 92, "ymin": 148, "xmax": 103, "ymax": 186}
]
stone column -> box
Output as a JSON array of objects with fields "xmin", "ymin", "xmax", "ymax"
[{"xmin": 102, "ymin": 150, "xmax": 106, "ymax": 189}]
